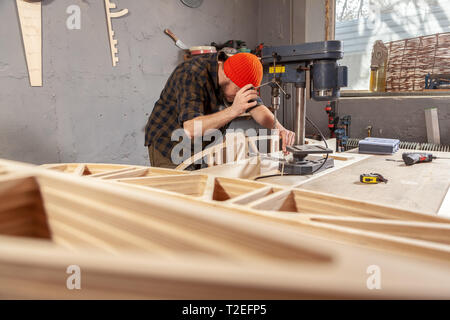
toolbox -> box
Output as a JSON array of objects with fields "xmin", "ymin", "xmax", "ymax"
[{"xmin": 358, "ymin": 137, "xmax": 400, "ymax": 155}]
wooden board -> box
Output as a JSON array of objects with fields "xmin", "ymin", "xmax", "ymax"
[
  {"xmin": 438, "ymin": 185, "xmax": 450, "ymax": 218},
  {"xmin": 37, "ymin": 160, "xmax": 450, "ymax": 261},
  {"xmin": 16, "ymin": 0, "xmax": 42, "ymax": 87},
  {"xmin": 298, "ymin": 149, "xmax": 450, "ymax": 214},
  {"xmin": 104, "ymin": 0, "xmax": 128, "ymax": 66},
  {"xmin": 425, "ymin": 107, "xmax": 441, "ymax": 144}
]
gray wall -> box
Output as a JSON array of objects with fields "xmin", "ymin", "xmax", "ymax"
[
  {"xmin": 2, "ymin": 0, "xmax": 449, "ymax": 167},
  {"xmin": 308, "ymin": 97, "xmax": 450, "ymax": 145},
  {"xmin": 0, "ymin": 0, "xmax": 258, "ymax": 165},
  {"xmin": 257, "ymin": 0, "xmax": 296, "ymax": 131}
]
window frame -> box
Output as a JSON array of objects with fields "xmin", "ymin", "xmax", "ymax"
[{"xmin": 332, "ymin": 0, "xmax": 450, "ymax": 97}]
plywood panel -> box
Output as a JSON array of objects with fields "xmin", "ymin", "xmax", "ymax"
[{"xmin": 298, "ymin": 150, "xmax": 450, "ymax": 214}]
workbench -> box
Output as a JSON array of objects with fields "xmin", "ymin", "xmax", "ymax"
[{"xmin": 262, "ymin": 148, "xmax": 450, "ymax": 216}]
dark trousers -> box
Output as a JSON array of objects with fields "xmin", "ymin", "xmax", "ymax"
[{"xmin": 147, "ymin": 145, "xmax": 177, "ymax": 169}]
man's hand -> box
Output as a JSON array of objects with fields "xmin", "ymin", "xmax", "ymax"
[
  {"xmin": 230, "ymin": 84, "xmax": 258, "ymax": 116},
  {"xmin": 247, "ymin": 104, "xmax": 296, "ymax": 154},
  {"xmin": 278, "ymin": 126, "xmax": 295, "ymax": 154}
]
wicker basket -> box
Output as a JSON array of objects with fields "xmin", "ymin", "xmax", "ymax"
[{"xmin": 385, "ymin": 32, "xmax": 450, "ymax": 92}]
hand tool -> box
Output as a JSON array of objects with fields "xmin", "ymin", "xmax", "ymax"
[
  {"xmin": 164, "ymin": 29, "xmax": 189, "ymax": 50},
  {"xmin": 360, "ymin": 173, "xmax": 388, "ymax": 184},
  {"xmin": 386, "ymin": 152, "xmax": 450, "ymax": 165},
  {"xmin": 335, "ymin": 115, "xmax": 351, "ymax": 153},
  {"xmin": 386, "ymin": 152, "xmax": 450, "ymax": 166}
]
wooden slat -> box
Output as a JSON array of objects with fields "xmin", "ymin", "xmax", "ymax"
[
  {"xmin": 117, "ymin": 175, "xmax": 208, "ymax": 197},
  {"xmin": 291, "ymin": 189, "xmax": 450, "ymax": 222},
  {"xmin": 16, "ymin": 0, "xmax": 42, "ymax": 87},
  {"xmin": 73, "ymin": 164, "xmax": 86, "ymax": 176},
  {"xmin": 248, "ymin": 190, "xmax": 295, "ymax": 211},
  {"xmin": 227, "ymin": 186, "xmax": 276, "ymax": 205},
  {"xmin": 438, "ymin": 185, "xmax": 450, "ymax": 218},
  {"xmin": 88, "ymin": 167, "xmax": 138, "ymax": 178},
  {"xmin": 201, "ymin": 176, "xmax": 216, "ymax": 200},
  {"xmin": 99, "ymin": 168, "xmax": 151, "ymax": 180},
  {"xmin": 305, "ymin": 214, "xmax": 450, "ymax": 245},
  {"xmin": 425, "ymin": 107, "xmax": 441, "ymax": 144},
  {"xmin": 0, "ymin": 191, "xmax": 41, "ymax": 212},
  {"xmin": 0, "ymin": 175, "xmax": 38, "ymax": 194},
  {"xmin": 40, "ymin": 185, "xmax": 324, "ymax": 261},
  {"xmin": 255, "ymin": 211, "xmax": 450, "ymax": 263}
]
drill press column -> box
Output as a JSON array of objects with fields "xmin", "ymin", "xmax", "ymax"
[{"xmin": 295, "ymin": 85, "xmax": 306, "ymax": 146}]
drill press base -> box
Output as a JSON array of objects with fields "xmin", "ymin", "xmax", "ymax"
[
  {"xmin": 279, "ymin": 157, "xmax": 335, "ymax": 175},
  {"xmin": 279, "ymin": 144, "xmax": 335, "ymax": 175}
]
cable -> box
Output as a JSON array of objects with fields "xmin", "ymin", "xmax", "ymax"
[
  {"xmin": 254, "ymin": 116, "xmax": 330, "ymax": 181},
  {"xmin": 306, "ymin": 115, "xmax": 329, "ymax": 174}
]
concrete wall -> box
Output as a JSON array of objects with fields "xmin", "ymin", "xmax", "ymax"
[
  {"xmin": 257, "ymin": 0, "xmax": 297, "ymax": 131},
  {"xmin": 2, "ymin": 0, "xmax": 449, "ymax": 167},
  {"xmin": 305, "ymin": 0, "xmax": 326, "ymax": 42},
  {"xmin": 0, "ymin": 0, "xmax": 259, "ymax": 165},
  {"xmin": 307, "ymin": 97, "xmax": 450, "ymax": 145}
]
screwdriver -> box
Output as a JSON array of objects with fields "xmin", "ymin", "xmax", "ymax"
[{"xmin": 386, "ymin": 152, "xmax": 450, "ymax": 166}]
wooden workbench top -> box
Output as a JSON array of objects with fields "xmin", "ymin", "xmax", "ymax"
[{"xmin": 296, "ymin": 149, "xmax": 450, "ymax": 215}]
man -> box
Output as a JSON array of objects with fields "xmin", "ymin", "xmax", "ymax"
[{"xmin": 145, "ymin": 52, "xmax": 295, "ymax": 168}]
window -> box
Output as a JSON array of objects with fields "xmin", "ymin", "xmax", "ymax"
[{"xmin": 335, "ymin": 0, "xmax": 450, "ymax": 91}]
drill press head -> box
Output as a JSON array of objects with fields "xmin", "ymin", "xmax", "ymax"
[{"xmin": 261, "ymin": 40, "xmax": 348, "ymax": 101}]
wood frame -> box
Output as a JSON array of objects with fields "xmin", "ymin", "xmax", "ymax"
[
  {"xmin": 175, "ymin": 134, "xmax": 280, "ymax": 170},
  {"xmin": 1, "ymin": 158, "xmax": 450, "ymax": 298}
]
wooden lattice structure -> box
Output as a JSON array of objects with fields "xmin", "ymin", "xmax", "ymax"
[
  {"xmin": 385, "ymin": 32, "xmax": 450, "ymax": 92},
  {"xmin": 1, "ymin": 158, "xmax": 450, "ymax": 298}
]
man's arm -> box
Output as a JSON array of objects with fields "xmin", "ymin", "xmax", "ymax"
[
  {"xmin": 183, "ymin": 107, "xmax": 239, "ymax": 138},
  {"xmin": 183, "ymin": 84, "xmax": 258, "ymax": 138},
  {"xmin": 249, "ymin": 105, "xmax": 295, "ymax": 152},
  {"xmin": 249, "ymin": 105, "xmax": 277, "ymax": 128}
]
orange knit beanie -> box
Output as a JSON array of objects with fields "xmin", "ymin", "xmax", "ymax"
[{"xmin": 223, "ymin": 53, "xmax": 263, "ymax": 88}]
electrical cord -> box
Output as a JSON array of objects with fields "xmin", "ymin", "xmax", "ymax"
[{"xmin": 254, "ymin": 116, "xmax": 330, "ymax": 180}]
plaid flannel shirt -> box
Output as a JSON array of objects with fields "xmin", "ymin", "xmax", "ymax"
[{"xmin": 144, "ymin": 53, "xmax": 262, "ymax": 162}]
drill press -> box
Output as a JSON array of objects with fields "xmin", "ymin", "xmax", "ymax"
[{"xmin": 261, "ymin": 41, "xmax": 348, "ymax": 175}]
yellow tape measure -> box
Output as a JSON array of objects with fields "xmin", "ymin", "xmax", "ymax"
[{"xmin": 360, "ymin": 173, "xmax": 388, "ymax": 184}]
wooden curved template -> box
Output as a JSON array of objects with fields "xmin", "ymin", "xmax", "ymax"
[
  {"xmin": 175, "ymin": 134, "xmax": 281, "ymax": 170},
  {"xmin": 16, "ymin": 0, "xmax": 42, "ymax": 86}
]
